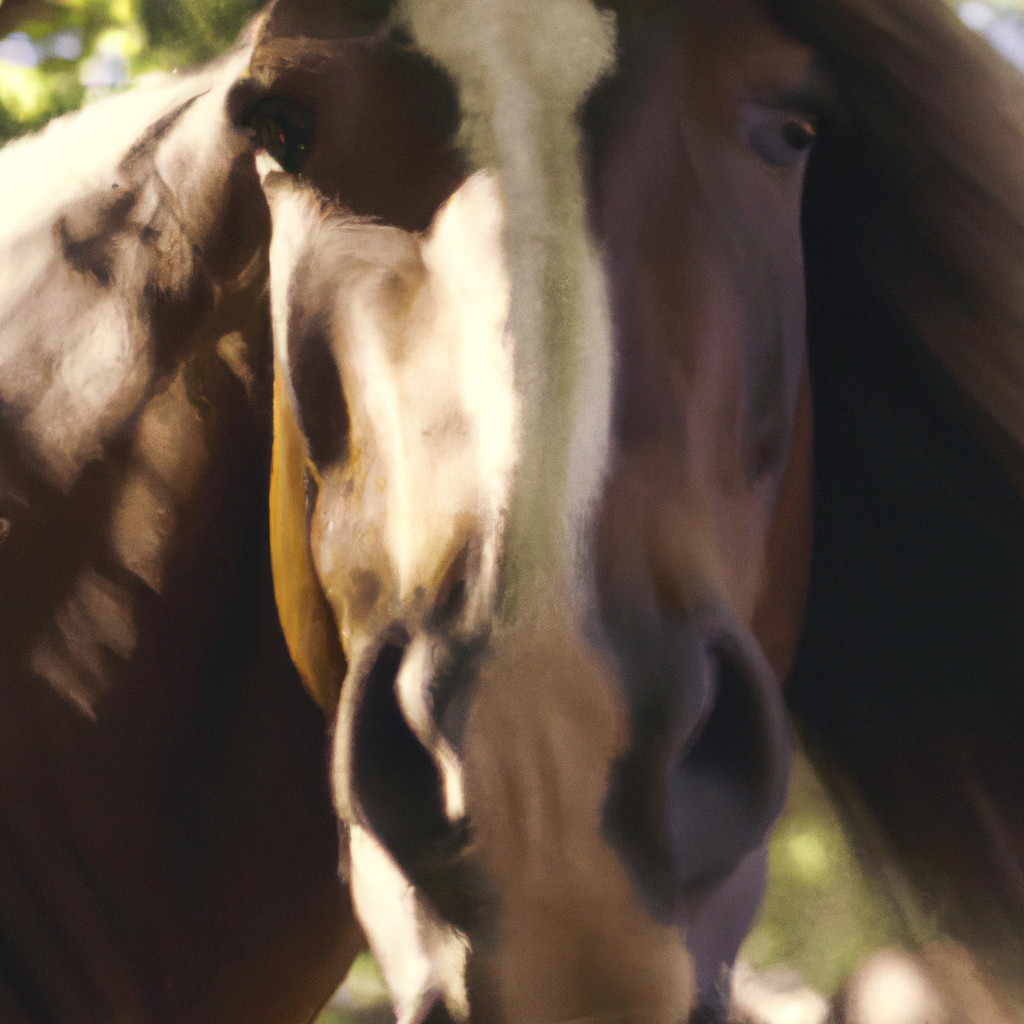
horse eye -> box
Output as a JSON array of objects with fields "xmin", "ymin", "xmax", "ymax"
[
  {"xmin": 239, "ymin": 96, "xmax": 315, "ymax": 174},
  {"xmin": 743, "ymin": 104, "xmax": 817, "ymax": 169},
  {"xmin": 781, "ymin": 118, "xmax": 816, "ymax": 151}
]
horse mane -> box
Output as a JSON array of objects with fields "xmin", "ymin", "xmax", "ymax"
[
  {"xmin": 775, "ymin": 0, "xmax": 1024, "ymax": 999},
  {"xmin": 780, "ymin": 0, "xmax": 1024, "ymax": 453}
]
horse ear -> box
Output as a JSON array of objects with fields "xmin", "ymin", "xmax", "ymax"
[{"xmin": 270, "ymin": 370, "xmax": 346, "ymax": 715}]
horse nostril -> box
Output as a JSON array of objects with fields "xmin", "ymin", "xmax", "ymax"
[
  {"xmin": 658, "ymin": 629, "xmax": 788, "ymax": 895},
  {"xmin": 351, "ymin": 636, "xmax": 451, "ymax": 866},
  {"xmin": 680, "ymin": 638, "xmax": 775, "ymax": 809},
  {"xmin": 602, "ymin": 604, "xmax": 790, "ymax": 923},
  {"xmin": 348, "ymin": 633, "xmax": 493, "ymax": 936}
]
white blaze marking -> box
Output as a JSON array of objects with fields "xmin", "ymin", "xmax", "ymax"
[
  {"xmin": 562, "ymin": 242, "xmax": 615, "ymax": 613},
  {"xmin": 262, "ymin": 167, "xmax": 518, "ymax": 619},
  {"xmin": 407, "ymin": 0, "xmax": 617, "ymax": 608}
]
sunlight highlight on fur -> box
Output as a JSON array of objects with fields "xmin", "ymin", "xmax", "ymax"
[
  {"xmin": 262, "ymin": 164, "xmax": 517, "ymax": 641},
  {"xmin": 349, "ymin": 823, "xmax": 471, "ymax": 1024}
]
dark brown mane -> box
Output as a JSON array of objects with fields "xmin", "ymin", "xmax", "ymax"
[
  {"xmin": 781, "ymin": 0, "xmax": 1024, "ymax": 451},
  {"xmin": 775, "ymin": 0, "xmax": 1024, "ymax": 1000}
]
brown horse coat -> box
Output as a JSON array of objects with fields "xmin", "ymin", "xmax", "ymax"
[{"xmin": 0, "ymin": 32, "xmax": 362, "ymax": 1024}]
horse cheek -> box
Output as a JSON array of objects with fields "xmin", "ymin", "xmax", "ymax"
[{"xmin": 270, "ymin": 371, "xmax": 347, "ymax": 715}]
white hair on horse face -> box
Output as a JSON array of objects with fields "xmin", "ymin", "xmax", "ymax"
[
  {"xmin": 349, "ymin": 824, "xmax": 471, "ymax": 1024},
  {"xmin": 261, "ymin": 160, "xmax": 519, "ymax": 654},
  {"xmin": 415, "ymin": 169, "xmax": 520, "ymax": 613},
  {"xmin": 562, "ymin": 243, "xmax": 616, "ymax": 613},
  {"xmin": 260, "ymin": 0, "xmax": 618, "ymax": 631},
  {"xmin": 401, "ymin": 0, "xmax": 617, "ymax": 612}
]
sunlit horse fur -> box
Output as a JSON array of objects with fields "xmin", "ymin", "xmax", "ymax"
[{"xmin": 6, "ymin": 0, "xmax": 1024, "ymax": 1022}]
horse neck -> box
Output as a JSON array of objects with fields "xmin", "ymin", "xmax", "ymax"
[
  {"xmin": 0, "ymin": 44, "xmax": 267, "ymax": 494},
  {"xmin": 0, "ymin": 45, "xmax": 275, "ymax": 716}
]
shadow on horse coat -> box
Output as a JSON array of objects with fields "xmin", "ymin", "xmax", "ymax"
[{"xmin": 5, "ymin": 0, "xmax": 1024, "ymax": 1021}]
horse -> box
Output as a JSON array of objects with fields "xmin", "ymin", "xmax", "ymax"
[
  {"xmin": 0, "ymin": 1, "xmax": 774, "ymax": 1015},
  {"xmin": 0, "ymin": 27, "xmax": 366, "ymax": 1024},
  {"xmin": 6, "ymin": 0, "xmax": 1024, "ymax": 1022},
  {"xmin": 258, "ymin": 0, "xmax": 1024, "ymax": 1019}
]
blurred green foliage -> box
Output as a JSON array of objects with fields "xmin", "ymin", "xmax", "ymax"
[
  {"xmin": 741, "ymin": 750, "xmax": 903, "ymax": 996},
  {"xmin": 0, "ymin": 0, "xmax": 264, "ymax": 142},
  {"xmin": 134, "ymin": 0, "xmax": 265, "ymax": 67},
  {"xmin": 316, "ymin": 952, "xmax": 394, "ymax": 1024}
]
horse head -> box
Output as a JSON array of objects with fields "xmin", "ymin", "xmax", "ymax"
[
  {"xmin": 582, "ymin": 0, "xmax": 821, "ymax": 996},
  {"xmin": 235, "ymin": 0, "xmax": 816, "ymax": 1019},
  {"xmin": 4, "ymin": 0, "xmax": 1024, "ymax": 1017},
  {"xmin": 229, "ymin": 0, "xmax": 1024, "ymax": 1016}
]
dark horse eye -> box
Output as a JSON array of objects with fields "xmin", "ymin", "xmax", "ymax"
[
  {"xmin": 781, "ymin": 118, "xmax": 816, "ymax": 151},
  {"xmin": 239, "ymin": 96, "xmax": 315, "ymax": 174},
  {"xmin": 743, "ymin": 104, "xmax": 817, "ymax": 169}
]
